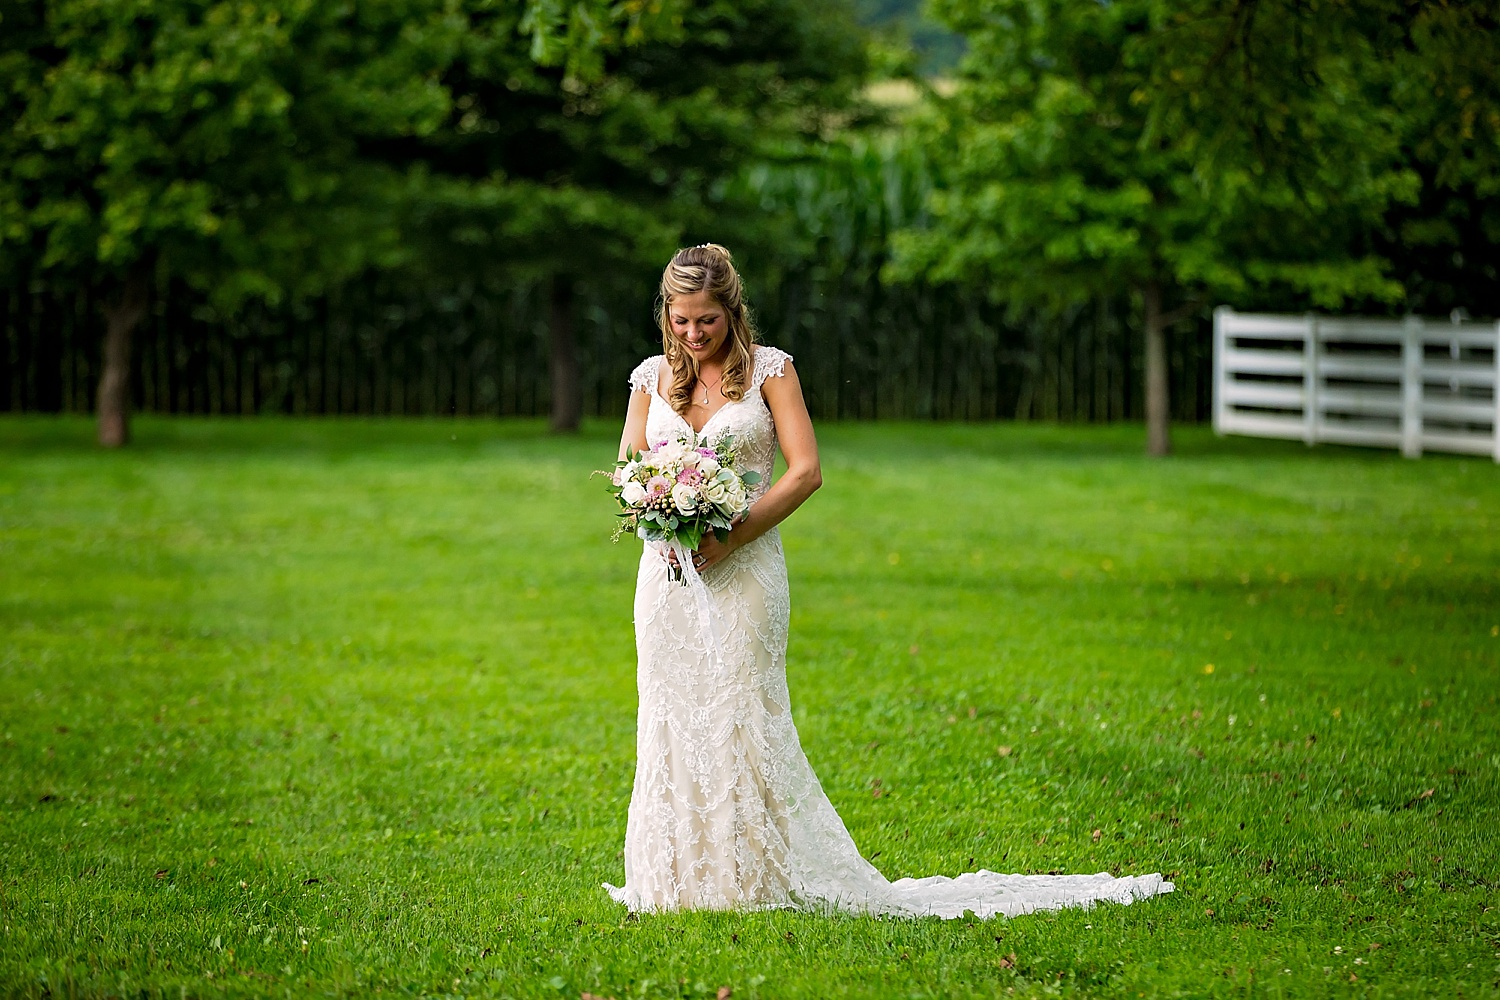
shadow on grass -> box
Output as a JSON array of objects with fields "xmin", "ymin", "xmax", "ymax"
[
  {"xmin": 0, "ymin": 413, "xmax": 1483, "ymax": 470},
  {"xmin": 0, "ymin": 414, "xmax": 612, "ymax": 457},
  {"xmin": 816, "ymin": 418, "xmax": 1453, "ymax": 466}
]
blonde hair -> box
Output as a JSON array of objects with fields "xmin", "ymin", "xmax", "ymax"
[{"xmin": 658, "ymin": 244, "xmax": 757, "ymax": 416}]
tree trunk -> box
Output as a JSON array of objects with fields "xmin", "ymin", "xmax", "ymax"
[
  {"xmin": 548, "ymin": 276, "xmax": 580, "ymax": 433},
  {"xmin": 1143, "ymin": 279, "xmax": 1171, "ymax": 457},
  {"xmin": 96, "ymin": 270, "xmax": 149, "ymax": 448}
]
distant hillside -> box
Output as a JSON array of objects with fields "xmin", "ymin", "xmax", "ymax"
[{"xmin": 854, "ymin": 0, "xmax": 965, "ymax": 75}]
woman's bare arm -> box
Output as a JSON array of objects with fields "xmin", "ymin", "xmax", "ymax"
[
  {"xmin": 695, "ymin": 359, "xmax": 821, "ymax": 568},
  {"xmin": 618, "ymin": 388, "xmax": 651, "ymax": 461}
]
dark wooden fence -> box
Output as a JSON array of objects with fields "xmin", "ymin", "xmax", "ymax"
[
  {"xmin": 1, "ymin": 274, "xmax": 1214, "ymax": 424},
  {"xmin": 0, "ymin": 274, "xmax": 1214, "ymax": 423}
]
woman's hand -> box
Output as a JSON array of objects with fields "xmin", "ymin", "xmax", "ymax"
[
  {"xmin": 663, "ymin": 514, "xmax": 746, "ymax": 574},
  {"xmin": 692, "ymin": 516, "xmax": 742, "ymax": 571}
]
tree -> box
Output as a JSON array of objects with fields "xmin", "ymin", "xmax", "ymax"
[
  {"xmin": 1361, "ymin": 4, "xmax": 1500, "ymax": 317},
  {"xmin": 399, "ymin": 0, "xmax": 870, "ymax": 432},
  {"xmin": 0, "ymin": 0, "xmax": 478, "ymax": 444},
  {"xmin": 888, "ymin": 0, "xmax": 1427, "ymax": 454},
  {"xmin": 1128, "ymin": 1, "xmax": 1500, "ymax": 318},
  {"xmin": 0, "ymin": 0, "xmax": 694, "ymax": 444}
]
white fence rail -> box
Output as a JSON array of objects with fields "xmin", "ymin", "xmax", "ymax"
[{"xmin": 1213, "ymin": 308, "xmax": 1500, "ymax": 461}]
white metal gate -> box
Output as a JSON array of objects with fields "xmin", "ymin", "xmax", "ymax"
[{"xmin": 1212, "ymin": 308, "xmax": 1500, "ymax": 461}]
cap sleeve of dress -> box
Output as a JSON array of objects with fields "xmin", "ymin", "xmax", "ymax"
[
  {"xmin": 629, "ymin": 356, "xmax": 662, "ymax": 395},
  {"xmin": 752, "ymin": 346, "xmax": 792, "ymax": 389}
]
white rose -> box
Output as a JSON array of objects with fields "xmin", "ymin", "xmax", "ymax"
[
  {"xmin": 725, "ymin": 478, "xmax": 748, "ymax": 510},
  {"xmin": 621, "ymin": 481, "xmax": 647, "ymax": 505},
  {"xmin": 700, "ymin": 478, "xmax": 729, "ymax": 506},
  {"xmin": 670, "ymin": 482, "xmax": 699, "ymax": 515},
  {"xmin": 697, "ymin": 455, "xmax": 720, "ymax": 476}
]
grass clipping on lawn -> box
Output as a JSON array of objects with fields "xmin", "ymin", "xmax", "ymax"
[{"xmin": 0, "ymin": 416, "xmax": 1497, "ymax": 999}]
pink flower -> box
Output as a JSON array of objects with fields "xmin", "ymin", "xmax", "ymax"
[
  {"xmin": 676, "ymin": 468, "xmax": 702, "ymax": 485},
  {"xmin": 647, "ymin": 475, "xmax": 671, "ymax": 496},
  {"xmin": 697, "ymin": 447, "xmax": 716, "ymax": 458}
]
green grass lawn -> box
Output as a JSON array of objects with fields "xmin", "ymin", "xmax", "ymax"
[{"xmin": 1, "ymin": 416, "xmax": 1497, "ymax": 999}]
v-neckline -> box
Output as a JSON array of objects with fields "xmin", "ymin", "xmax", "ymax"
[
  {"xmin": 654, "ymin": 355, "xmax": 755, "ymax": 436},
  {"xmin": 657, "ymin": 391, "xmax": 742, "ymax": 437}
]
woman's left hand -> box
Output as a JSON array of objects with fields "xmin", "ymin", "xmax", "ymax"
[{"xmin": 691, "ymin": 514, "xmax": 745, "ymax": 573}]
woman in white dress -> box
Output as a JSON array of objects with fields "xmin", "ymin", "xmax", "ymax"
[{"xmin": 605, "ymin": 243, "xmax": 1173, "ymax": 918}]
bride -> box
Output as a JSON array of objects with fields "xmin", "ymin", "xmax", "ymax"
[{"xmin": 604, "ymin": 243, "xmax": 1174, "ymax": 918}]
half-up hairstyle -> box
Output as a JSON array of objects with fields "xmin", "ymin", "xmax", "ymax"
[{"xmin": 657, "ymin": 243, "xmax": 757, "ymax": 416}]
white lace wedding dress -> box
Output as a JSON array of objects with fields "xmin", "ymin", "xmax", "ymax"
[{"xmin": 604, "ymin": 347, "xmax": 1174, "ymax": 918}]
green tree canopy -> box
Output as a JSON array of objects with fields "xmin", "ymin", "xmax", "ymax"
[
  {"xmin": 887, "ymin": 0, "xmax": 1497, "ymax": 454},
  {"xmin": 0, "ymin": 0, "xmax": 868, "ymax": 441},
  {"xmin": 399, "ymin": 0, "xmax": 869, "ymax": 429},
  {"xmin": 1, "ymin": 0, "xmax": 482, "ymax": 444}
]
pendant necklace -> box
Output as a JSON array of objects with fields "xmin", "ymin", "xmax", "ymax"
[{"xmin": 696, "ymin": 373, "xmax": 723, "ymax": 406}]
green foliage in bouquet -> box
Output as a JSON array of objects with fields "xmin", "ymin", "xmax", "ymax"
[{"xmin": 602, "ymin": 436, "xmax": 762, "ymax": 552}]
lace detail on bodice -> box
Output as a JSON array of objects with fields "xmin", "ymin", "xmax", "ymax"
[
  {"xmin": 627, "ymin": 356, "xmax": 659, "ymax": 395},
  {"xmin": 630, "ymin": 347, "xmax": 791, "ymax": 506}
]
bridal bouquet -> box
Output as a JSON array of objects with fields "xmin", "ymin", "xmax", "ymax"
[{"xmin": 600, "ymin": 436, "xmax": 761, "ymax": 579}]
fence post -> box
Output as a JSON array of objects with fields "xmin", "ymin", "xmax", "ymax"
[
  {"xmin": 1493, "ymin": 320, "xmax": 1500, "ymax": 464},
  {"xmin": 1212, "ymin": 306, "xmax": 1230, "ymax": 436},
  {"xmin": 1303, "ymin": 313, "xmax": 1320, "ymax": 446},
  {"xmin": 1401, "ymin": 315, "xmax": 1423, "ymax": 459}
]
